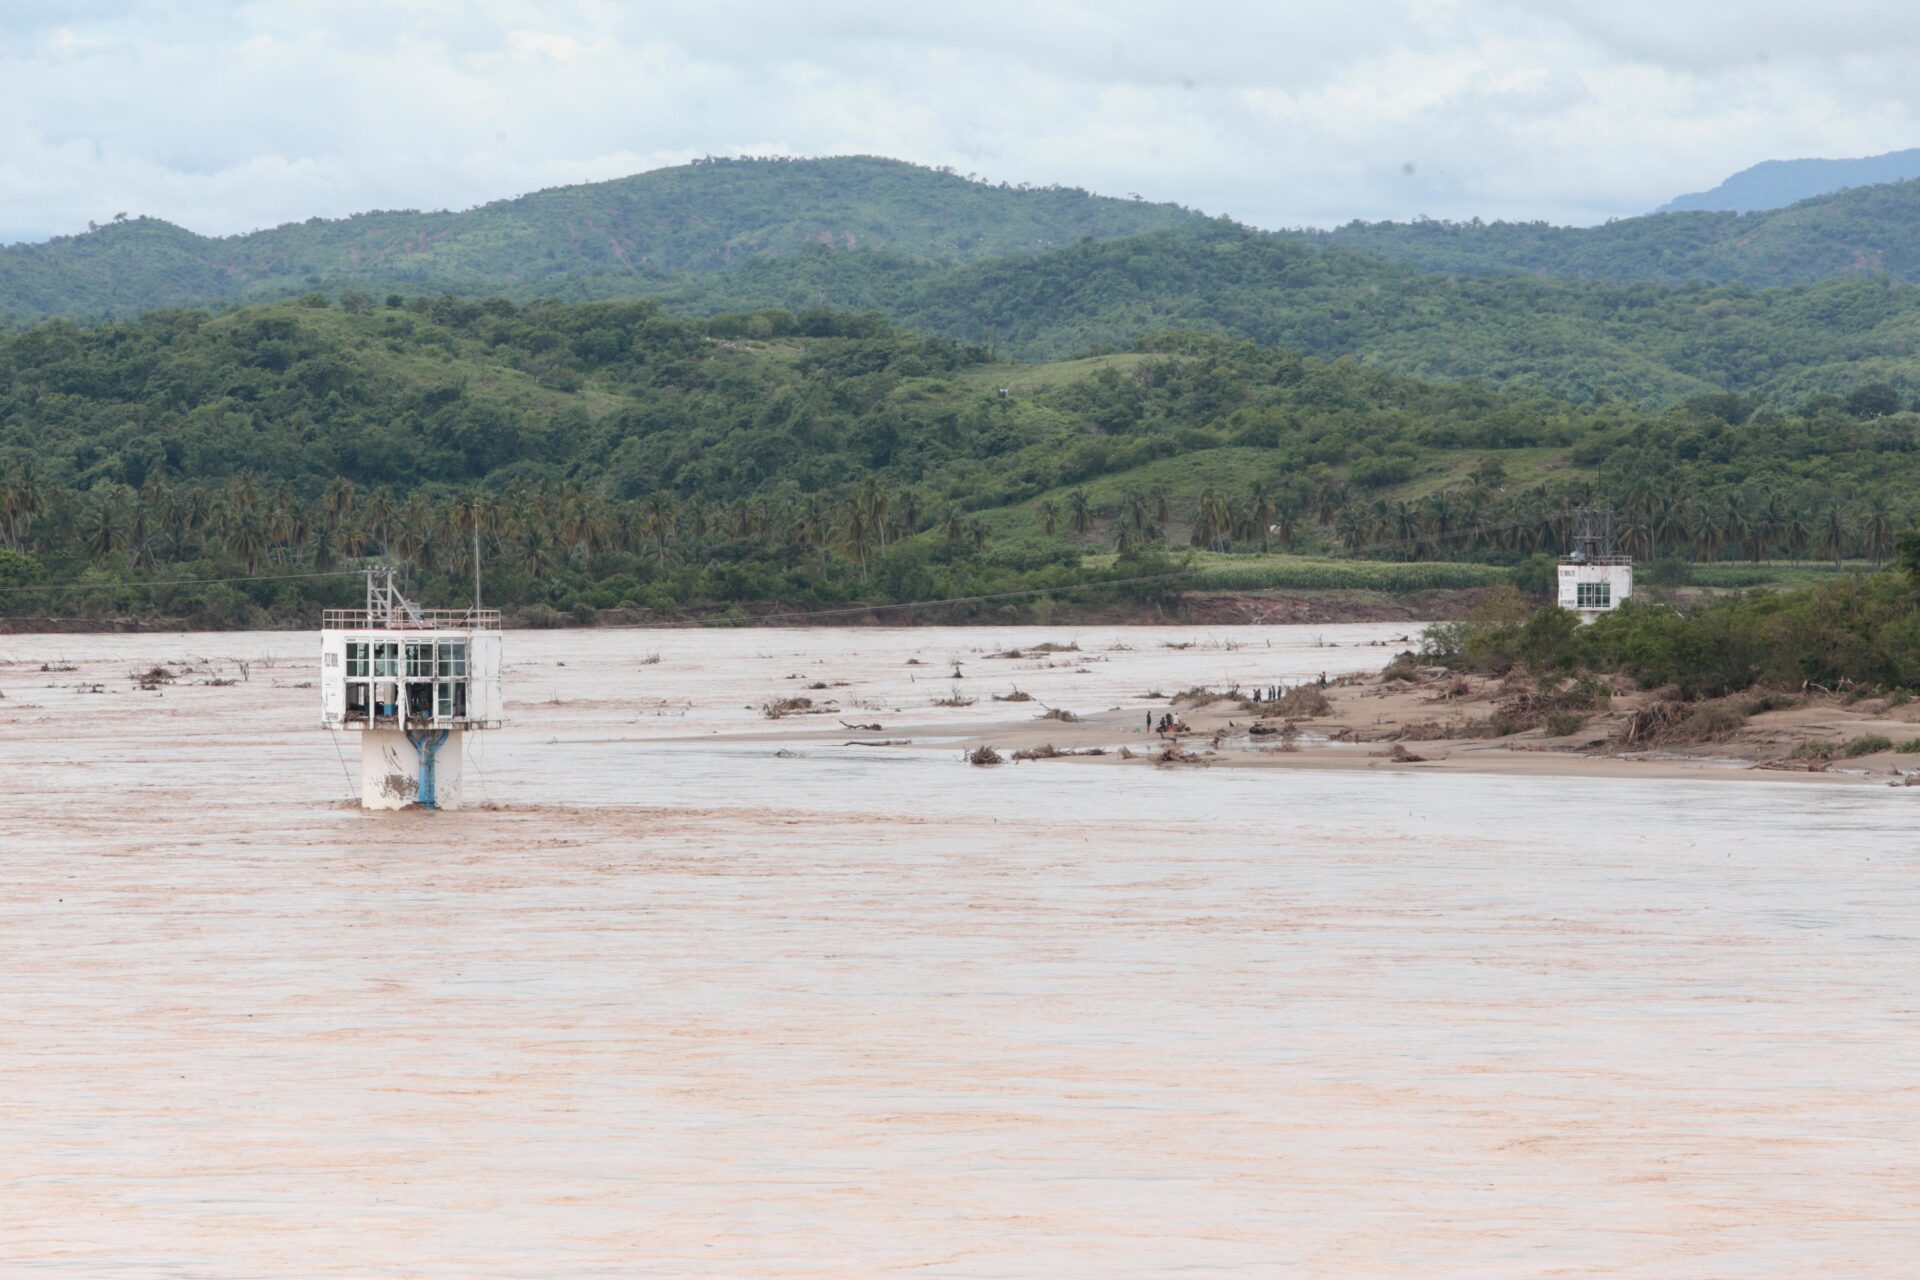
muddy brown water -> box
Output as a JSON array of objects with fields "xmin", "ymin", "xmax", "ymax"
[{"xmin": 3, "ymin": 626, "xmax": 1917, "ymax": 1277}]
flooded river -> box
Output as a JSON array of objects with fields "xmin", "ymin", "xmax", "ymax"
[{"xmin": 3, "ymin": 625, "xmax": 1916, "ymax": 1276}]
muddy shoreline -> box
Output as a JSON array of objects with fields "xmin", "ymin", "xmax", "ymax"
[{"xmin": 931, "ymin": 665, "xmax": 1920, "ymax": 786}]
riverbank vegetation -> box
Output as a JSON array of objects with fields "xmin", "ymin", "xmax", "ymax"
[{"xmin": 1423, "ymin": 550, "xmax": 1920, "ymax": 700}]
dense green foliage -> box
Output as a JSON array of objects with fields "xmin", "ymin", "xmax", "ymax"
[
  {"xmin": 834, "ymin": 225, "xmax": 1920, "ymax": 401},
  {"xmin": 6, "ymin": 293, "xmax": 1920, "ymax": 624},
  {"xmin": 0, "ymin": 156, "xmax": 1206, "ymax": 323},
  {"xmin": 16, "ymin": 159, "xmax": 1920, "ymax": 410},
  {"xmin": 1427, "ymin": 574, "xmax": 1920, "ymax": 698}
]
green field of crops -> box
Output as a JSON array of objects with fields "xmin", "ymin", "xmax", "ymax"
[
  {"xmin": 1082, "ymin": 552, "xmax": 1509, "ymax": 592},
  {"xmin": 1685, "ymin": 561, "xmax": 1880, "ymax": 590}
]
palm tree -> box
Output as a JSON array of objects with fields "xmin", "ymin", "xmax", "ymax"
[
  {"xmin": 1653, "ymin": 492, "xmax": 1689, "ymax": 561},
  {"xmin": 322, "ymin": 476, "xmax": 355, "ymax": 533},
  {"xmin": 1039, "ymin": 498, "xmax": 1060, "ymax": 537},
  {"xmin": 1190, "ymin": 486, "xmax": 1232, "ymax": 552},
  {"xmin": 840, "ymin": 501, "xmax": 874, "ymax": 578},
  {"xmin": 1780, "ymin": 505, "xmax": 1812, "ymax": 562},
  {"xmin": 127, "ymin": 498, "xmax": 157, "ymax": 569},
  {"xmin": 518, "ymin": 522, "xmax": 559, "ymax": 581},
  {"xmin": 896, "ymin": 490, "xmax": 923, "ymax": 537},
  {"xmin": 640, "ymin": 492, "xmax": 677, "ymax": 568},
  {"xmin": 1819, "ymin": 508, "xmax": 1851, "ymax": 567},
  {"xmin": 1, "ymin": 461, "xmax": 41, "ymax": 550},
  {"xmin": 856, "ymin": 477, "xmax": 890, "ymax": 551},
  {"xmin": 1271, "ymin": 493, "xmax": 1303, "ymax": 550},
  {"xmin": 84, "ymin": 489, "xmax": 125, "ymax": 566},
  {"xmin": 364, "ymin": 486, "xmax": 398, "ymax": 555},
  {"xmin": 226, "ymin": 511, "xmax": 268, "ymax": 575},
  {"xmin": 1390, "ymin": 501, "xmax": 1420, "ymax": 558},
  {"xmin": 311, "ymin": 518, "xmax": 340, "ymax": 571},
  {"xmin": 1246, "ymin": 483, "xmax": 1277, "ymax": 552},
  {"xmin": 394, "ymin": 495, "xmax": 436, "ymax": 570},
  {"xmin": 1068, "ymin": 490, "xmax": 1092, "ymax": 536},
  {"xmin": 1865, "ymin": 496, "xmax": 1895, "ymax": 565}
]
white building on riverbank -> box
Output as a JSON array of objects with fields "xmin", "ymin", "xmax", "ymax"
[{"xmin": 1558, "ymin": 507, "xmax": 1632, "ymax": 622}]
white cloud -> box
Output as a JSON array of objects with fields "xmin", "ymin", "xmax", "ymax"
[{"xmin": 3, "ymin": 1, "xmax": 1920, "ymax": 243}]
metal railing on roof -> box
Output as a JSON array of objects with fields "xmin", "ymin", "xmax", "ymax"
[
  {"xmin": 321, "ymin": 607, "xmax": 502, "ymax": 631},
  {"xmin": 1560, "ymin": 555, "xmax": 1633, "ymax": 567}
]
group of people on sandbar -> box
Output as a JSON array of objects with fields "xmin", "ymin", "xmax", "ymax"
[{"xmin": 1248, "ymin": 674, "xmax": 1327, "ymax": 703}]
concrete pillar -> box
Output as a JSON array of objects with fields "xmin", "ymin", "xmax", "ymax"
[{"xmin": 361, "ymin": 729, "xmax": 465, "ymax": 811}]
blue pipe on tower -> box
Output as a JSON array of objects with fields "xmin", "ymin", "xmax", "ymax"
[{"xmin": 406, "ymin": 729, "xmax": 450, "ymax": 809}]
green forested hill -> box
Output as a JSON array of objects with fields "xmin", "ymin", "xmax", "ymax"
[
  {"xmin": 1296, "ymin": 180, "xmax": 1920, "ymax": 286},
  {"xmin": 0, "ymin": 156, "xmax": 1208, "ymax": 322},
  {"xmin": 20, "ymin": 203, "xmax": 1920, "ymax": 408},
  {"xmin": 3, "ymin": 295, "xmax": 1918, "ymax": 624},
  {"xmin": 658, "ymin": 224, "xmax": 1920, "ymax": 405},
  {"xmin": 13, "ymin": 158, "xmax": 1920, "ymax": 411}
]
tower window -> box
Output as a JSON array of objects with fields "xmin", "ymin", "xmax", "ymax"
[{"xmin": 1576, "ymin": 582, "xmax": 1612, "ymax": 609}]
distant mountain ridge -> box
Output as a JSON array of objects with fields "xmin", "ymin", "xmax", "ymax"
[
  {"xmin": 1657, "ymin": 147, "xmax": 1920, "ymax": 213},
  {"xmin": 1288, "ymin": 178, "xmax": 1920, "ymax": 287},
  {"xmin": 0, "ymin": 156, "xmax": 1209, "ymax": 322},
  {"xmin": 10, "ymin": 153, "xmax": 1920, "ymax": 406}
]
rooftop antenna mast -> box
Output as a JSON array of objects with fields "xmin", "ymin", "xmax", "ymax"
[{"xmin": 1567, "ymin": 506, "xmax": 1616, "ymax": 564}]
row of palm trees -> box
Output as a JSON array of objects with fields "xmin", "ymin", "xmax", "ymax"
[
  {"xmin": 3, "ymin": 468, "xmax": 995, "ymax": 582},
  {"xmin": 4, "ymin": 462, "xmax": 1908, "ymax": 587},
  {"xmin": 1046, "ymin": 474, "xmax": 1904, "ymax": 565}
]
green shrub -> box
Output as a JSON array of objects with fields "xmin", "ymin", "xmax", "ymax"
[
  {"xmin": 1740, "ymin": 692, "xmax": 1801, "ymax": 715},
  {"xmin": 1510, "ymin": 553, "xmax": 1558, "ymax": 599},
  {"xmin": 1641, "ymin": 556, "xmax": 1694, "ymax": 587},
  {"xmin": 1789, "ymin": 740, "xmax": 1838, "ymax": 760},
  {"xmin": 1544, "ymin": 710, "xmax": 1589, "ymax": 737},
  {"xmin": 1843, "ymin": 734, "xmax": 1894, "ymax": 758}
]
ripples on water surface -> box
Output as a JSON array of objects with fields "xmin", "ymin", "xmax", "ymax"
[{"xmin": 3, "ymin": 625, "xmax": 1916, "ymax": 1277}]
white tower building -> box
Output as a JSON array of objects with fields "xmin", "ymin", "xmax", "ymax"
[
  {"xmin": 1557, "ymin": 506, "xmax": 1633, "ymax": 623},
  {"xmin": 320, "ymin": 570, "xmax": 502, "ymax": 810}
]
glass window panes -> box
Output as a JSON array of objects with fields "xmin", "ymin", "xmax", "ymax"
[
  {"xmin": 436, "ymin": 682, "xmax": 455, "ymax": 718},
  {"xmin": 437, "ymin": 642, "xmax": 468, "ymax": 677},
  {"xmin": 406, "ymin": 642, "xmax": 433, "ymax": 678},
  {"xmin": 345, "ymin": 642, "xmax": 369, "ymax": 677},
  {"xmin": 373, "ymin": 642, "xmax": 399, "ymax": 677},
  {"xmin": 1576, "ymin": 582, "xmax": 1611, "ymax": 608}
]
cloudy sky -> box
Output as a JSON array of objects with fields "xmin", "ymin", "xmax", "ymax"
[{"xmin": 3, "ymin": 0, "xmax": 1917, "ymax": 243}]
